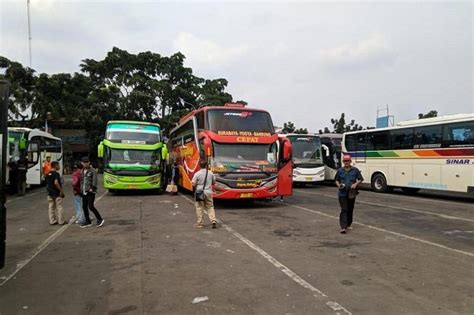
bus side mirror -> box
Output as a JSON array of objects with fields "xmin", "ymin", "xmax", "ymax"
[
  {"xmin": 322, "ymin": 144, "xmax": 330, "ymax": 157},
  {"xmin": 161, "ymin": 145, "xmax": 168, "ymax": 160},
  {"xmin": 203, "ymin": 136, "xmax": 212, "ymax": 157},
  {"xmin": 97, "ymin": 142, "xmax": 104, "ymax": 158},
  {"xmin": 282, "ymin": 138, "xmax": 292, "ymax": 161}
]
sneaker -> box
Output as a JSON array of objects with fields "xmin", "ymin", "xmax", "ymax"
[
  {"xmin": 347, "ymin": 226, "xmax": 353, "ymax": 230},
  {"xmin": 50, "ymin": 222, "xmax": 58, "ymax": 226},
  {"xmin": 211, "ymin": 221, "xmax": 217, "ymax": 229},
  {"xmin": 340, "ymin": 229, "xmax": 347, "ymax": 234},
  {"xmin": 194, "ymin": 223, "xmax": 204, "ymax": 228},
  {"xmin": 80, "ymin": 223, "xmax": 92, "ymax": 228},
  {"xmin": 97, "ymin": 219, "xmax": 105, "ymax": 227}
]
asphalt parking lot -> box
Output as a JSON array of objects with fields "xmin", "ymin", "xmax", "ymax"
[{"xmin": 1, "ymin": 177, "xmax": 473, "ymax": 315}]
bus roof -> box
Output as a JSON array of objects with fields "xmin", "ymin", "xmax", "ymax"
[
  {"xmin": 344, "ymin": 113, "xmax": 474, "ymax": 136},
  {"xmin": 396, "ymin": 113, "xmax": 474, "ymax": 127},
  {"xmin": 178, "ymin": 103, "xmax": 270, "ymax": 124},
  {"xmin": 8, "ymin": 127, "xmax": 61, "ymax": 140},
  {"xmin": 279, "ymin": 133, "xmax": 321, "ymax": 137},
  {"xmin": 107, "ymin": 120, "xmax": 160, "ymax": 127},
  {"xmin": 318, "ymin": 133, "xmax": 343, "ymax": 139}
]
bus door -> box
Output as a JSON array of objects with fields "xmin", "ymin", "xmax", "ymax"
[
  {"xmin": 355, "ymin": 133, "xmax": 367, "ymax": 163},
  {"xmin": 26, "ymin": 140, "xmax": 41, "ymax": 185}
]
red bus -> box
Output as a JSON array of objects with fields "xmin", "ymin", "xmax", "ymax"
[{"xmin": 168, "ymin": 103, "xmax": 293, "ymax": 199}]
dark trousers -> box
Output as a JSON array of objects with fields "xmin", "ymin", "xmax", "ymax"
[
  {"xmin": 82, "ymin": 193, "xmax": 103, "ymax": 224},
  {"xmin": 338, "ymin": 196, "xmax": 356, "ymax": 229}
]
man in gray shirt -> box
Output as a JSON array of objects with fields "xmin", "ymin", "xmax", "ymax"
[{"xmin": 191, "ymin": 160, "xmax": 217, "ymax": 228}]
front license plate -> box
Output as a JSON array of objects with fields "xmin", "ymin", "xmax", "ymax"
[
  {"xmin": 128, "ymin": 185, "xmax": 138, "ymax": 189},
  {"xmin": 240, "ymin": 193, "xmax": 254, "ymax": 198},
  {"xmin": 305, "ymin": 177, "xmax": 313, "ymax": 181}
]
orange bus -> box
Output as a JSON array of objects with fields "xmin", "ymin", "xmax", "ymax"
[{"xmin": 168, "ymin": 103, "xmax": 293, "ymax": 199}]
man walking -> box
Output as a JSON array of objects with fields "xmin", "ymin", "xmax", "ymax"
[
  {"xmin": 335, "ymin": 155, "xmax": 363, "ymax": 234},
  {"xmin": 191, "ymin": 160, "xmax": 217, "ymax": 228},
  {"xmin": 46, "ymin": 161, "xmax": 65, "ymax": 225},
  {"xmin": 79, "ymin": 157, "xmax": 104, "ymax": 228}
]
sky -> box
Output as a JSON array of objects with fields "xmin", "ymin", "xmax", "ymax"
[{"xmin": 0, "ymin": 0, "xmax": 472, "ymax": 132}]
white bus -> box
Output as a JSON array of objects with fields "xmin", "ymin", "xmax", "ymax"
[
  {"xmin": 342, "ymin": 114, "xmax": 474, "ymax": 194},
  {"xmin": 7, "ymin": 128, "xmax": 63, "ymax": 195},
  {"xmin": 281, "ymin": 134, "xmax": 325, "ymax": 184},
  {"xmin": 319, "ymin": 133, "xmax": 343, "ymax": 181}
]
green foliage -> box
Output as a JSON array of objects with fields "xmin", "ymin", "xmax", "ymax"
[
  {"xmin": 418, "ymin": 110, "xmax": 438, "ymax": 119},
  {"xmin": 320, "ymin": 113, "xmax": 364, "ymax": 134},
  {"xmin": 1, "ymin": 47, "xmax": 236, "ymax": 150},
  {"xmin": 281, "ymin": 121, "xmax": 308, "ymax": 134}
]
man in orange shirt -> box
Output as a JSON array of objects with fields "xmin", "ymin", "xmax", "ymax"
[{"xmin": 43, "ymin": 156, "xmax": 52, "ymax": 177}]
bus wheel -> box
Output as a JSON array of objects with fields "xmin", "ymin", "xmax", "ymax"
[
  {"xmin": 401, "ymin": 187, "xmax": 420, "ymax": 194},
  {"xmin": 371, "ymin": 173, "xmax": 388, "ymax": 193},
  {"xmin": 108, "ymin": 189, "xmax": 116, "ymax": 194}
]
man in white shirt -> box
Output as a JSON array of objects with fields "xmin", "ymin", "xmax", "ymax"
[{"xmin": 191, "ymin": 160, "xmax": 217, "ymax": 228}]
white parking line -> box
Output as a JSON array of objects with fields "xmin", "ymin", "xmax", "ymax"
[
  {"xmin": 308, "ymin": 186, "xmax": 473, "ymax": 206},
  {"xmin": 6, "ymin": 190, "xmax": 43, "ymax": 204},
  {"xmin": 283, "ymin": 201, "xmax": 474, "ymax": 258},
  {"xmin": 181, "ymin": 195, "xmax": 352, "ymax": 315},
  {"xmin": 295, "ymin": 190, "xmax": 474, "ymax": 223},
  {"xmin": 0, "ymin": 191, "xmax": 108, "ymax": 287}
]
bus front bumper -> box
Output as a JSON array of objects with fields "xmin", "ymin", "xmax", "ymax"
[
  {"xmin": 104, "ymin": 173, "xmax": 162, "ymax": 190},
  {"xmin": 293, "ymin": 173, "xmax": 325, "ymax": 183},
  {"xmin": 213, "ymin": 186, "xmax": 281, "ymax": 200}
]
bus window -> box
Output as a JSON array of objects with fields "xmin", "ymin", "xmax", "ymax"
[
  {"xmin": 345, "ymin": 134, "xmax": 357, "ymax": 152},
  {"xmin": 391, "ymin": 128, "xmax": 413, "ymax": 150},
  {"xmin": 356, "ymin": 133, "xmax": 367, "ymax": 151},
  {"xmin": 443, "ymin": 121, "xmax": 474, "ymax": 147},
  {"xmin": 207, "ymin": 110, "xmax": 274, "ymax": 133},
  {"xmin": 414, "ymin": 126, "xmax": 442, "ymax": 148},
  {"xmin": 367, "ymin": 131, "xmax": 390, "ymax": 151},
  {"xmin": 196, "ymin": 111, "xmax": 205, "ymax": 131}
]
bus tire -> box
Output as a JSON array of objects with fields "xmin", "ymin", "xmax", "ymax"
[
  {"xmin": 108, "ymin": 189, "xmax": 116, "ymax": 194},
  {"xmin": 371, "ymin": 173, "xmax": 389, "ymax": 193},
  {"xmin": 401, "ymin": 187, "xmax": 420, "ymax": 194}
]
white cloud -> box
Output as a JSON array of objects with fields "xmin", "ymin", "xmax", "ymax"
[
  {"xmin": 173, "ymin": 32, "xmax": 249, "ymax": 69},
  {"xmin": 319, "ymin": 34, "xmax": 396, "ymax": 71}
]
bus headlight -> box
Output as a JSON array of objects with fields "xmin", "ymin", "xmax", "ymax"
[
  {"xmin": 105, "ymin": 175, "xmax": 118, "ymax": 185},
  {"xmin": 316, "ymin": 169, "xmax": 325, "ymax": 177},
  {"xmin": 294, "ymin": 170, "xmax": 302, "ymax": 175},
  {"xmin": 147, "ymin": 175, "xmax": 161, "ymax": 184},
  {"xmin": 262, "ymin": 178, "xmax": 278, "ymax": 189},
  {"xmin": 214, "ymin": 181, "xmax": 230, "ymax": 191}
]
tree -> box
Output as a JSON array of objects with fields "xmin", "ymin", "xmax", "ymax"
[
  {"xmin": 281, "ymin": 121, "xmax": 295, "ymax": 134},
  {"xmin": 418, "ymin": 110, "xmax": 438, "ymax": 119},
  {"xmin": 2, "ymin": 48, "xmax": 236, "ymax": 150},
  {"xmin": 320, "ymin": 113, "xmax": 364, "ymax": 134},
  {"xmin": 294, "ymin": 128, "xmax": 308, "ymax": 134},
  {"xmin": 318, "ymin": 127, "xmax": 331, "ymax": 134},
  {"xmin": 0, "ymin": 57, "xmax": 37, "ymax": 123}
]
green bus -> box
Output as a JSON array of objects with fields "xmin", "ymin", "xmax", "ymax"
[{"xmin": 98, "ymin": 121, "xmax": 168, "ymax": 192}]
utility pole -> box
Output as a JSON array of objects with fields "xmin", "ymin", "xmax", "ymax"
[
  {"xmin": 0, "ymin": 80, "xmax": 10, "ymax": 269},
  {"xmin": 27, "ymin": 0, "xmax": 32, "ymax": 67}
]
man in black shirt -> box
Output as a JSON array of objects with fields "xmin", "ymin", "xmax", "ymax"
[{"xmin": 46, "ymin": 161, "xmax": 65, "ymax": 225}]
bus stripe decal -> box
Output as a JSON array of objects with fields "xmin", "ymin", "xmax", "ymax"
[{"xmin": 348, "ymin": 148, "xmax": 474, "ymax": 158}]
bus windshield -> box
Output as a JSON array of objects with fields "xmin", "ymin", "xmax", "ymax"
[
  {"xmin": 106, "ymin": 123, "xmax": 161, "ymax": 144},
  {"xmin": 106, "ymin": 148, "xmax": 161, "ymax": 167},
  {"xmin": 207, "ymin": 110, "xmax": 274, "ymax": 134},
  {"xmin": 288, "ymin": 136, "xmax": 322, "ymax": 165},
  {"xmin": 211, "ymin": 143, "xmax": 278, "ymax": 173},
  {"xmin": 8, "ymin": 131, "xmax": 23, "ymax": 162}
]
